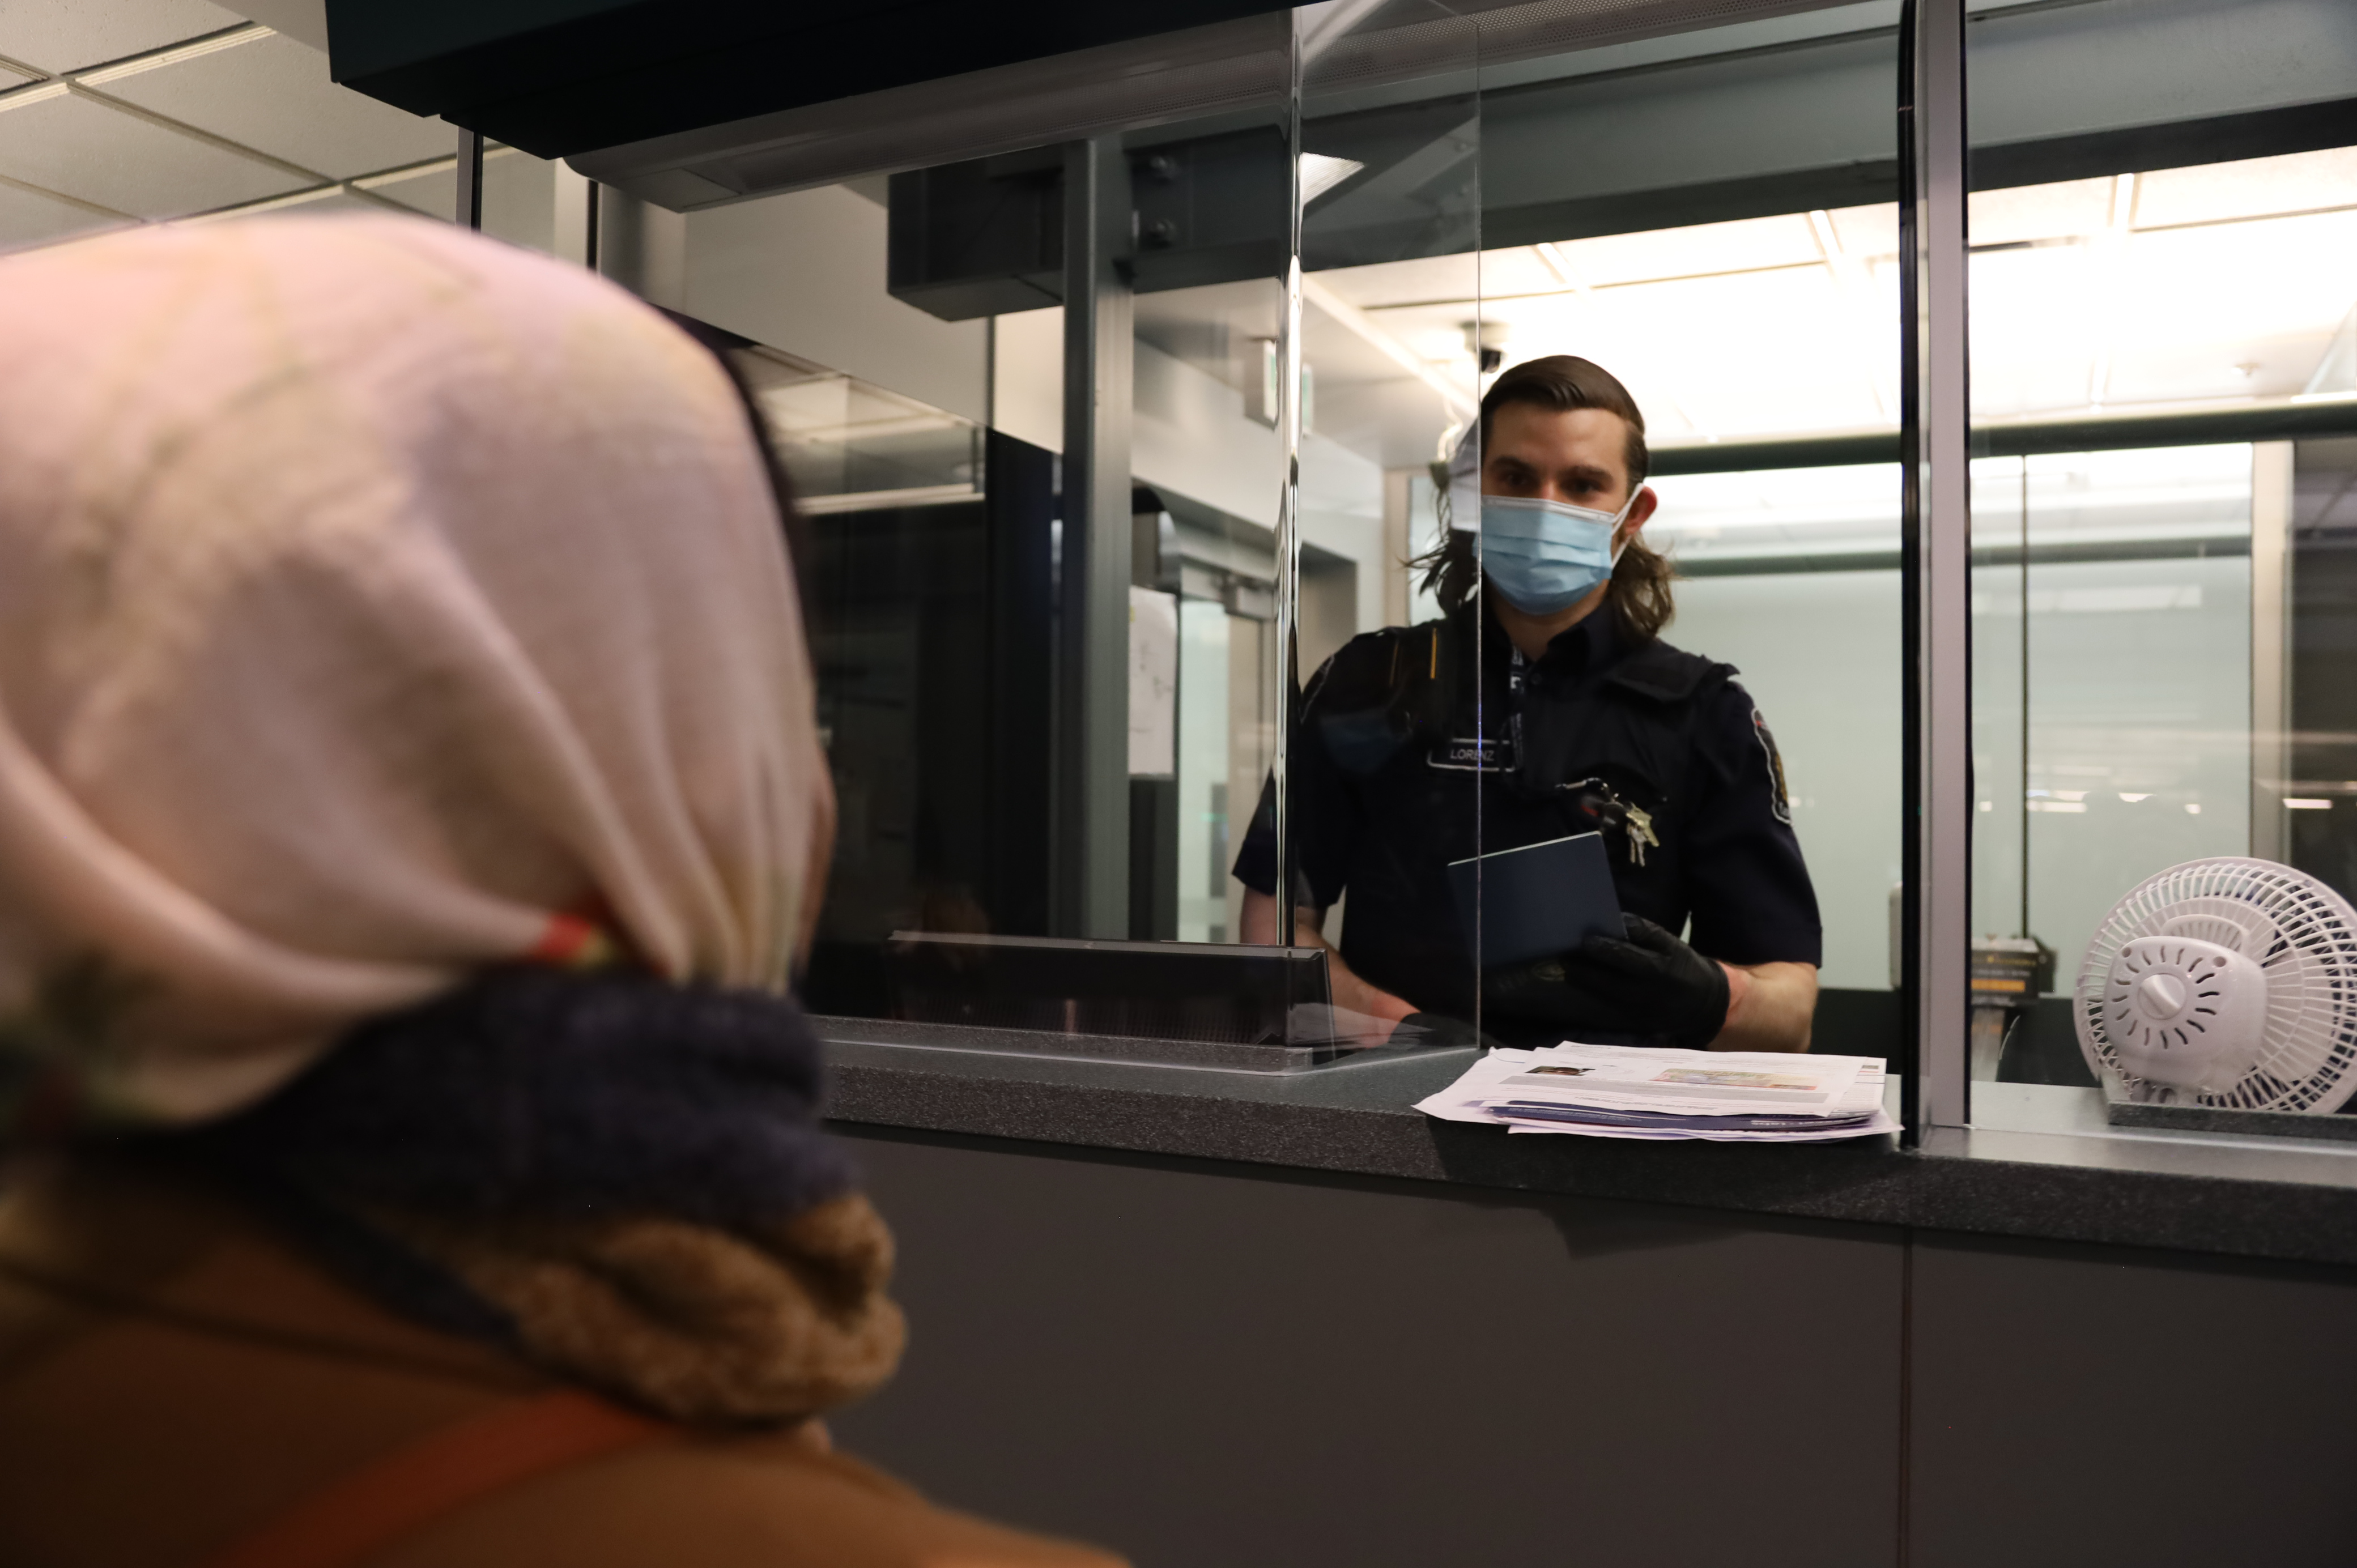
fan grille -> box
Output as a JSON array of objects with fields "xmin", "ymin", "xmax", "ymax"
[{"xmin": 2075, "ymin": 858, "xmax": 2357, "ymax": 1112}]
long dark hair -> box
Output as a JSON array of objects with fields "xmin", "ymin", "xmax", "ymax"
[{"xmin": 1413, "ymin": 355, "xmax": 1676, "ymax": 645}]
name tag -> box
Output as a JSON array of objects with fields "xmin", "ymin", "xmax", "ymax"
[{"xmin": 1428, "ymin": 735, "xmax": 1515, "ymax": 773}]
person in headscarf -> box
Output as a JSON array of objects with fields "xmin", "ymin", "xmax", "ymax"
[{"xmin": 0, "ymin": 214, "xmax": 1123, "ymax": 1568}]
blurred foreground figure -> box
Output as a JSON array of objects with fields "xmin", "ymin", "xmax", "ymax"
[{"xmin": 0, "ymin": 216, "xmax": 1121, "ymax": 1568}]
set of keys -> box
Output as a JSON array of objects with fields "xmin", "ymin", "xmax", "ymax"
[{"xmin": 1559, "ymin": 777, "xmax": 1661, "ymax": 866}]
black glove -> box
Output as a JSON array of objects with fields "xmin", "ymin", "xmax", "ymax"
[{"xmin": 1481, "ymin": 914, "xmax": 1730, "ymax": 1050}]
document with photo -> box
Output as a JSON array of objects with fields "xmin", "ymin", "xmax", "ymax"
[{"xmin": 1477, "ymin": 1042, "xmax": 1868, "ymax": 1119}]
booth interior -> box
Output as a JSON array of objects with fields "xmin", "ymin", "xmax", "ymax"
[{"xmin": 471, "ymin": 0, "xmax": 2357, "ymax": 1126}]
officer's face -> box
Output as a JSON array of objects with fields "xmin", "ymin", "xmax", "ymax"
[{"xmin": 1481, "ymin": 403, "xmax": 1639, "ymax": 515}]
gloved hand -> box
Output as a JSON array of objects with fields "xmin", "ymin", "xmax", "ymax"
[{"xmin": 1480, "ymin": 914, "xmax": 1731, "ymax": 1050}]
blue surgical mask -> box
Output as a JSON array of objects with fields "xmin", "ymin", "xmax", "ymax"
[{"xmin": 1479, "ymin": 492, "xmax": 1640, "ymax": 616}]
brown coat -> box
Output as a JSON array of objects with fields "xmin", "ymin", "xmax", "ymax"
[{"xmin": 0, "ymin": 1160, "xmax": 1124, "ymax": 1568}]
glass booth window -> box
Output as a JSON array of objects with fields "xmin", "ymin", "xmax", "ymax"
[
  {"xmin": 642, "ymin": 0, "xmax": 1917, "ymax": 1072},
  {"xmin": 1964, "ymin": 0, "xmax": 2357, "ymax": 1133},
  {"xmin": 1271, "ymin": 1, "xmax": 1899, "ymax": 1061}
]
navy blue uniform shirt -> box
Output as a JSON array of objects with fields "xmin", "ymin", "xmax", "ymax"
[{"xmin": 1234, "ymin": 598, "xmax": 1821, "ymax": 1027}]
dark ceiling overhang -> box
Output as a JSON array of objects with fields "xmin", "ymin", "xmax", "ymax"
[{"xmin": 322, "ymin": 0, "xmax": 1298, "ymax": 159}]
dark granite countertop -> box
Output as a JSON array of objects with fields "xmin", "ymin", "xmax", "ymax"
[{"xmin": 818, "ymin": 1019, "xmax": 2357, "ymax": 1269}]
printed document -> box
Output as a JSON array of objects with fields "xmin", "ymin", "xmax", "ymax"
[{"xmin": 1415, "ymin": 1043, "xmax": 1897, "ymax": 1143}]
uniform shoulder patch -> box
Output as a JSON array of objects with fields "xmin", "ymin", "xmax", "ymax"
[{"xmin": 1751, "ymin": 706, "xmax": 1793, "ymax": 824}]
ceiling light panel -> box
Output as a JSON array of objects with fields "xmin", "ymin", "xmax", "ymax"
[
  {"xmin": 1479, "ymin": 248, "xmax": 1565, "ymax": 299},
  {"xmin": 0, "ymin": 0, "xmax": 246, "ymax": 75},
  {"xmin": 1609, "ymin": 267, "xmax": 1884, "ymax": 438},
  {"xmin": 2134, "ymin": 146, "xmax": 2357, "ymax": 230},
  {"xmin": 1307, "ymin": 253, "xmax": 1487, "ymax": 311},
  {"xmin": 1968, "ymin": 177, "xmax": 2110, "ymax": 247},
  {"xmin": 1553, "ymin": 212, "xmax": 1822, "ymax": 288},
  {"xmin": 1968, "ymin": 245, "xmax": 2103, "ymax": 418},
  {"xmin": 0, "ymin": 91, "xmax": 306, "ymax": 218},
  {"xmin": 0, "ymin": 177, "xmax": 126, "ymax": 249},
  {"xmin": 1825, "ymin": 203, "xmax": 1899, "ymax": 260},
  {"xmin": 2101, "ymin": 213, "xmax": 2357, "ymax": 404},
  {"xmin": 93, "ymin": 30, "xmax": 450, "ymax": 182}
]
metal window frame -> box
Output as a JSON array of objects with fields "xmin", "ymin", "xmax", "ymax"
[{"xmin": 1897, "ymin": 0, "xmax": 1972, "ymax": 1140}]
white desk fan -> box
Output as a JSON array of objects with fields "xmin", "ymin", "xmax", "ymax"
[{"xmin": 2075, "ymin": 858, "xmax": 2357, "ymax": 1113}]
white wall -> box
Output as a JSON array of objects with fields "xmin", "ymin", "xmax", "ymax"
[
  {"xmin": 992, "ymin": 306, "xmax": 1063, "ymax": 454},
  {"xmin": 1670, "ymin": 571, "xmax": 1904, "ymax": 991},
  {"xmin": 683, "ymin": 183, "xmax": 989, "ymax": 424},
  {"xmin": 993, "ymin": 302, "xmax": 1386, "ymax": 633}
]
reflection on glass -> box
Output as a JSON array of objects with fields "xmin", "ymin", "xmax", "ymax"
[{"xmin": 735, "ymin": 347, "xmax": 983, "ymax": 508}]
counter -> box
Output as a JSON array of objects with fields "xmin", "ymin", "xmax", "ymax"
[{"xmin": 819, "ymin": 1017, "xmax": 2357, "ymax": 1268}]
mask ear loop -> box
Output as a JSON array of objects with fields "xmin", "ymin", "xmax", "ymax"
[{"xmin": 1605, "ymin": 487, "xmax": 1647, "ymax": 569}]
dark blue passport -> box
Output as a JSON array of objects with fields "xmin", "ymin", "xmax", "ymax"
[{"xmin": 1447, "ymin": 831, "xmax": 1624, "ymax": 969}]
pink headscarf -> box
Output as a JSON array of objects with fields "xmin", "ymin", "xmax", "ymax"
[{"xmin": 0, "ymin": 215, "xmax": 831, "ymax": 1125}]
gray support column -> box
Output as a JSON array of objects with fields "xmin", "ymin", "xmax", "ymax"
[
  {"xmin": 1900, "ymin": 0, "xmax": 1972, "ymax": 1136},
  {"xmin": 1054, "ymin": 136, "xmax": 1134, "ymax": 938},
  {"xmin": 552, "ymin": 164, "xmax": 595, "ymax": 268},
  {"xmin": 2249, "ymin": 441, "xmax": 2295, "ymax": 862},
  {"xmin": 453, "ymin": 127, "xmax": 483, "ymax": 229},
  {"xmin": 596, "ymin": 188, "xmax": 687, "ymax": 309},
  {"xmin": 1270, "ymin": 25, "xmax": 1305, "ymax": 946}
]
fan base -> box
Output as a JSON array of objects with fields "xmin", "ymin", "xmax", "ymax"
[{"xmin": 2107, "ymin": 1099, "xmax": 2357, "ymax": 1142}]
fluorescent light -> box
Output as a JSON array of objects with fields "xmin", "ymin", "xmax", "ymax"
[
  {"xmin": 2186, "ymin": 803, "xmax": 2203, "ymax": 815},
  {"xmin": 2055, "ymin": 790, "xmax": 2087, "ymax": 801},
  {"xmin": 2118, "ymin": 792, "xmax": 2152, "ymax": 802},
  {"xmin": 2027, "ymin": 800, "xmax": 2087, "ymax": 813},
  {"xmin": 2286, "ymin": 798, "xmax": 2334, "ymax": 810}
]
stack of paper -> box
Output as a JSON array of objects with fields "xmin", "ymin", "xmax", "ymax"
[{"xmin": 1416, "ymin": 1042, "xmax": 1897, "ymax": 1142}]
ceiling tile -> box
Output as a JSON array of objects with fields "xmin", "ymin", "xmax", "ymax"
[
  {"xmin": 0, "ymin": 0, "xmax": 248, "ymax": 75},
  {"xmin": 93, "ymin": 31, "xmax": 452, "ymax": 181},
  {"xmin": 0, "ymin": 177, "xmax": 127, "ymax": 250},
  {"xmin": 194, "ymin": 183, "xmax": 393, "ymax": 221},
  {"xmin": 217, "ymin": 0, "xmax": 329, "ymax": 52},
  {"xmin": 0, "ymin": 89, "xmax": 307, "ymax": 218},
  {"xmin": 356, "ymin": 160, "xmax": 456, "ymax": 222}
]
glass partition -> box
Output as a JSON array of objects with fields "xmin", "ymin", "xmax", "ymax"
[
  {"xmin": 646, "ymin": 19, "xmax": 1387, "ymax": 1064},
  {"xmin": 1470, "ymin": 5, "xmax": 1899, "ymax": 1059},
  {"xmin": 1246, "ymin": 0, "xmax": 1486, "ymax": 1049},
  {"xmin": 1964, "ymin": 0, "xmax": 2357, "ymax": 1135}
]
